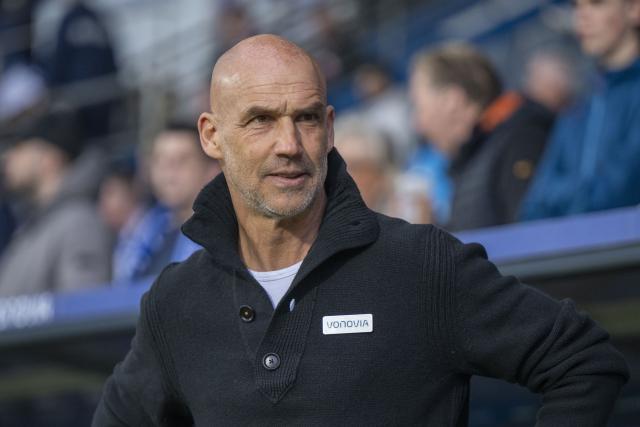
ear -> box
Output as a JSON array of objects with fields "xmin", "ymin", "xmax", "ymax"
[
  {"xmin": 198, "ymin": 112, "xmax": 223, "ymax": 160},
  {"xmin": 325, "ymin": 105, "xmax": 335, "ymax": 152}
]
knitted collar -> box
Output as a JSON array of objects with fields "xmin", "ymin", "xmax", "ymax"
[{"xmin": 182, "ymin": 149, "xmax": 380, "ymax": 276}]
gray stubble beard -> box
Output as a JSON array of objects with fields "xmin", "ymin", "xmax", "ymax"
[{"xmin": 225, "ymin": 150, "xmax": 328, "ymax": 220}]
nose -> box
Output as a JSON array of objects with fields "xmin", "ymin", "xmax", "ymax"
[{"xmin": 273, "ymin": 117, "xmax": 302, "ymax": 157}]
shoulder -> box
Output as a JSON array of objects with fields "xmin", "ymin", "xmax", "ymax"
[
  {"xmin": 45, "ymin": 199, "xmax": 105, "ymax": 234},
  {"xmin": 375, "ymin": 214, "xmax": 462, "ymax": 262},
  {"xmin": 145, "ymin": 249, "xmax": 218, "ymax": 311}
]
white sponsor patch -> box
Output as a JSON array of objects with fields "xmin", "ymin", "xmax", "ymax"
[{"xmin": 322, "ymin": 314, "xmax": 373, "ymax": 335}]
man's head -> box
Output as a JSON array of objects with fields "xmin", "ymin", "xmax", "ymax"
[
  {"xmin": 573, "ymin": 0, "xmax": 640, "ymax": 68},
  {"xmin": 334, "ymin": 119, "xmax": 392, "ymax": 211},
  {"xmin": 524, "ymin": 49, "xmax": 576, "ymax": 113},
  {"xmin": 198, "ymin": 34, "xmax": 335, "ymax": 220},
  {"xmin": 1, "ymin": 111, "xmax": 82, "ymax": 202},
  {"xmin": 409, "ymin": 43, "xmax": 501, "ymax": 157},
  {"xmin": 149, "ymin": 122, "xmax": 220, "ymax": 219}
]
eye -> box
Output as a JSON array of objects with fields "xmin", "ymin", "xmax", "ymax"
[
  {"xmin": 298, "ymin": 112, "xmax": 320, "ymax": 122},
  {"xmin": 250, "ymin": 115, "xmax": 272, "ymax": 124}
]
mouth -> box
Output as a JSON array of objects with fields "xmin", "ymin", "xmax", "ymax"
[{"xmin": 266, "ymin": 170, "xmax": 310, "ymax": 187}]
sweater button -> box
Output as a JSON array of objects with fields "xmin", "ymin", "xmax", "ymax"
[
  {"xmin": 239, "ymin": 305, "xmax": 255, "ymax": 322},
  {"xmin": 262, "ymin": 353, "xmax": 280, "ymax": 370}
]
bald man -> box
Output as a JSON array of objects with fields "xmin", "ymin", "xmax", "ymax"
[{"xmin": 93, "ymin": 35, "xmax": 627, "ymax": 426}]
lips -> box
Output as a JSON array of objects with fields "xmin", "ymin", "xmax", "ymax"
[
  {"xmin": 266, "ymin": 170, "xmax": 309, "ymax": 187},
  {"xmin": 268, "ymin": 169, "xmax": 308, "ymax": 179}
]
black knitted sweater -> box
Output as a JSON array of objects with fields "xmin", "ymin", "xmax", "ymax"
[{"xmin": 93, "ymin": 150, "xmax": 628, "ymax": 426}]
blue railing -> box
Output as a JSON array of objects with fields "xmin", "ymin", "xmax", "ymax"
[{"xmin": 0, "ymin": 205, "xmax": 639, "ymax": 343}]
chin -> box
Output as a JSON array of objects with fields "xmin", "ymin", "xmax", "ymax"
[
  {"xmin": 264, "ymin": 194, "xmax": 316, "ymax": 219},
  {"xmin": 266, "ymin": 203, "xmax": 309, "ymax": 219}
]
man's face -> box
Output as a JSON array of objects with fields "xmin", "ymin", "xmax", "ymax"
[
  {"xmin": 149, "ymin": 131, "xmax": 218, "ymax": 212},
  {"xmin": 410, "ymin": 69, "xmax": 442, "ymax": 142},
  {"xmin": 2, "ymin": 140, "xmax": 46, "ymax": 195},
  {"xmin": 574, "ymin": 0, "xmax": 639, "ymax": 61},
  {"xmin": 209, "ymin": 59, "xmax": 334, "ymax": 219},
  {"xmin": 409, "ymin": 69, "xmax": 461, "ymax": 154}
]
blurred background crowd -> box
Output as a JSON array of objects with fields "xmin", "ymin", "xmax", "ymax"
[
  {"xmin": 0, "ymin": 0, "xmax": 639, "ymax": 424},
  {"xmin": 2, "ymin": 0, "xmax": 639, "ymax": 296}
]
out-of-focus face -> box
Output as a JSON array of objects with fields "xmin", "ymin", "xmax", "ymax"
[
  {"xmin": 336, "ymin": 134, "xmax": 387, "ymax": 210},
  {"xmin": 2, "ymin": 139, "xmax": 46, "ymax": 195},
  {"xmin": 524, "ymin": 53, "xmax": 574, "ymax": 112},
  {"xmin": 98, "ymin": 175, "xmax": 138, "ymax": 231},
  {"xmin": 409, "ymin": 68, "xmax": 470, "ymax": 155},
  {"xmin": 410, "ymin": 69, "xmax": 446, "ymax": 148},
  {"xmin": 574, "ymin": 0, "xmax": 640, "ymax": 63},
  {"xmin": 205, "ymin": 56, "xmax": 335, "ymax": 219},
  {"xmin": 149, "ymin": 131, "xmax": 218, "ymax": 212}
]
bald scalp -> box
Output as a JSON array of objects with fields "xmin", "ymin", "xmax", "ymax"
[{"xmin": 209, "ymin": 34, "xmax": 326, "ymax": 115}]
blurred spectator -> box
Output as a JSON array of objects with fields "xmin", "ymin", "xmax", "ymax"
[
  {"xmin": 98, "ymin": 153, "xmax": 141, "ymax": 235},
  {"xmin": 335, "ymin": 118, "xmax": 433, "ymax": 223},
  {"xmin": 390, "ymin": 172, "xmax": 434, "ymax": 225},
  {"xmin": 111, "ymin": 123, "xmax": 220, "ymax": 283},
  {"xmin": 214, "ymin": 1, "xmax": 258, "ymax": 57},
  {"xmin": 521, "ymin": 0, "xmax": 640, "ymax": 220},
  {"xmin": 410, "ymin": 42, "xmax": 554, "ymax": 231},
  {"xmin": 334, "ymin": 118, "xmax": 394, "ymax": 213},
  {"xmin": 403, "ymin": 136, "xmax": 452, "ymax": 225},
  {"xmin": 0, "ymin": 0, "xmax": 36, "ymax": 67},
  {"xmin": 307, "ymin": 3, "xmax": 362, "ymax": 83},
  {"xmin": 523, "ymin": 48, "xmax": 577, "ymax": 113},
  {"xmin": 0, "ymin": 0, "xmax": 48, "ymax": 125},
  {"xmin": 351, "ymin": 62, "xmax": 415, "ymax": 165},
  {"xmin": 0, "ymin": 110, "xmax": 111, "ymax": 296},
  {"xmin": 0, "ymin": 62, "xmax": 47, "ymax": 123},
  {"xmin": 41, "ymin": 1, "xmax": 119, "ymax": 142}
]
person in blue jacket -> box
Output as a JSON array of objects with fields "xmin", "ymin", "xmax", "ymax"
[{"xmin": 520, "ymin": 0, "xmax": 640, "ymax": 220}]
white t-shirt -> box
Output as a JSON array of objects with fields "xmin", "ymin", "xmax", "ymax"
[{"xmin": 248, "ymin": 261, "xmax": 302, "ymax": 309}]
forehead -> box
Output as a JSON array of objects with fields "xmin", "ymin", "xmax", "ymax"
[
  {"xmin": 220, "ymin": 58, "xmax": 326, "ymax": 112},
  {"xmin": 9, "ymin": 138, "xmax": 48, "ymax": 154},
  {"xmin": 410, "ymin": 69, "xmax": 441, "ymax": 97}
]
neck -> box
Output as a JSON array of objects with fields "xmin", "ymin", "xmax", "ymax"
[
  {"xmin": 235, "ymin": 192, "xmax": 326, "ymax": 272},
  {"xmin": 601, "ymin": 34, "xmax": 640, "ymax": 70}
]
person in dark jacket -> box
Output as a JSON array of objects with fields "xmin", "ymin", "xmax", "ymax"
[
  {"xmin": 409, "ymin": 43, "xmax": 554, "ymax": 231},
  {"xmin": 93, "ymin": 34, "xmax": 628, "ymax": 426},
  {"xmin": 45, "ymin": 1, "xmax": 120, "ymax": 141}
]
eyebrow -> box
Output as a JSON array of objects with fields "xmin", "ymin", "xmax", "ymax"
[
  {"xmin": 298, "ymin": 102, "xmax": 325, "ymax": 116},
  {"xmin": 239, "ymin": 102, "xmax": 325, "ymax": 122}
]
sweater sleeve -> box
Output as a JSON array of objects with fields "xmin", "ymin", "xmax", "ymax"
[
  {"xmin": 448, "ymin": 237, "xmax": 629, "ymax": 426},
  {"xmin": 92, "ymin": 280, "xmax": 192, "ymax": 426}
]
